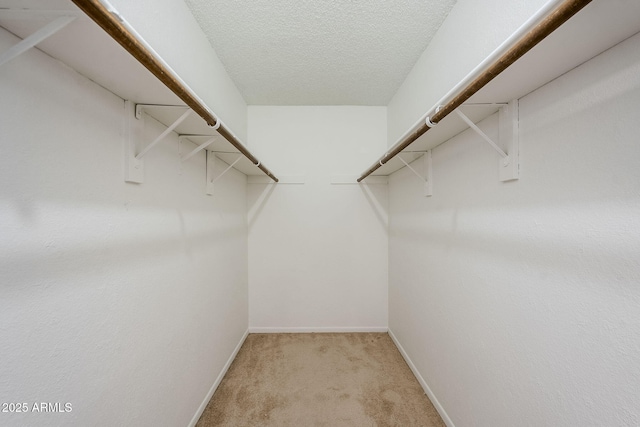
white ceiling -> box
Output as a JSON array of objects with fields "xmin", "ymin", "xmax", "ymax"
[{"xmin": 184, "ymin": 0, "xmax": 457, "ymax": 106}]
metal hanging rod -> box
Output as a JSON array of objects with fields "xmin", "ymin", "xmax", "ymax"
[
  {"xmin": 70, "ymin": 0, "xmax": 279, "ymax": 182},
  {"xmin": 357, "ymin": 0, "xmax": 592, "ymax": 182}
]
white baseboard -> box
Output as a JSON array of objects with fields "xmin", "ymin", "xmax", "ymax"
[
  {"xmin": 248, "ymin": 326, "xmax": 389, "ymax": 333},
  {"xmin": 188, "ymin": 329, "xmax": 249, "ymax": 427},
  {"xmin": 388, "ymin": 329, "xmax": 455, "ymax": 427}
]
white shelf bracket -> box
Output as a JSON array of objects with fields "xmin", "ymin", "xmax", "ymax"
[
  {"xmin": 134, "ymin": 103, "xmax": 187, "ymax": 120},
  {"xmin": 135, "ymin": 108, "xmax": 192, "ymax": 160},
  {"xmin": 124, "ymin": 100, "xmax": 144, "ymax": 183},
  {"xmin": 398, "ymin": 150, "xmax": 432, "ymax": 197},
  {"xmin": 498, "ymin": 100, "xmax": 519, "ymax": 182},
  {"xmin": 455, "ymin": 100, "xmax": 519, "ymax": 182},
  {"xmin": 206, "ymin": 152, "xmax": 242, "ymax": 195},
  {"xmin": 179, "ymin": 135, "xmax": 216, "ymax": 162},
  {"xmin": 455, "ymin": 109, "xmax": 508, "ymax": 158},
  {"xmin": 0, "ymin": 15, "xmax": 76, "ymax": 67}
]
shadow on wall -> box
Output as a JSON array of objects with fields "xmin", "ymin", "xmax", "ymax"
[
  {"xmin": 0, "ymin": 210, "xmax": 246, "ymax": 296},
  {"xmin": 247, "ymin": 182, "xmax": 277, "ymax": 231},
  {"xmin": 359, "ymin": 182, "xmax": 389, "ymax": 231},
  {"xmin": 390, "ymin": 200, "xmax": 640, "ymax": 294}
]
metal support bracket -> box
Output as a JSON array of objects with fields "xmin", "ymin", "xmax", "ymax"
[
  {"xmin": 124, "ymin": 100, "xmax": 144, "ymax": 183},
  {"xmin": 456, "ymin": 100, "xmax": 519, "ymax": 182},
  {"xmin": 455, "ymin": 109, "xmax": 508, "ymax": 158},
  {"xmin": 179, "ymin": 135, "xmax": 217, "ymax": 162},
  {"xmin": 498, "ymin": 100, "xmax": 519, "ymax": 182},
  {"xmin": 177, "ymin": 135, "xmax": 217, "ymax": 175},
  {"xmin": 134, "ymin": 103, "xmax": 188, "ymax": 120},
  {"xmin": 134, "ymin": 107, "xmax": 191, "ymax": 160},
  {"xmin": 206, "ymin": 152, "xmax": 242, "ymax": 195},
  {"xmin": 0, "ymin": 15, "xmax": 76, "ymax": 67},
  {"xmin": 397, "ymin": 150, "xmax": 432, "ymax": 197},
  {"xmin": 125, "ymin": 103, "xmax": 195, "ymax": 183}
]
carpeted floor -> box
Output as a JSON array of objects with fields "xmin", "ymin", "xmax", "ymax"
[{"xmin": 196, "ymin": 333, "xmax": 445, "ymax": 427}]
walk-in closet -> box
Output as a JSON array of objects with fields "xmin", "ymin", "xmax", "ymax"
[{"xmin": 1, "ymin": 0, "xmax": 639, "ymax": 425}]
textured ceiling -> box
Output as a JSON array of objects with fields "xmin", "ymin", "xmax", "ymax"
[{"xmin": 184, "ymin": 0, "xmax": 457, "ymax": 105}]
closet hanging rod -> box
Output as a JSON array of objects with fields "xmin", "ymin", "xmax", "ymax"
[
  {"xmin": 357, "ymin": 0, "xmax": 591, "ymax": 182},
  {"xmin": 70, "ymin": 0, "xmax": 279, "ymax": 183}
]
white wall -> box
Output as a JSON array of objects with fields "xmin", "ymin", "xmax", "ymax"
[
  {"xmin": 386, "ymin": 0, "xmax": 547, "ymax": 146},
  {"xmin": 0, "ymin": 28, "xmax": 248, "ymax": 426},
  {"xmin": 108, "ymin": 0, "xmax": 249, "ymax": 141},
  {"xmin": 388, "ymin": 32, "xmax": 640, "ymax": 427},
  {"xmin": 247, "ymin": 106, "xmax": 388, "ymax": 331}
]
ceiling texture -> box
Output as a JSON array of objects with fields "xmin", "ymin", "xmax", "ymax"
[{"xmin": 184, "ymin": 0, "xmax": 457, "ymax": 106}]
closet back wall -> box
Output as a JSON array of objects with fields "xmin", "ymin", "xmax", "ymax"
[
  {"xmin": 247, "ymin": 106, "xmax": 388, "ymax": 331},
  {"xmin": 0, "ymin": 28, "xmax": 248, "ymax": 427}
]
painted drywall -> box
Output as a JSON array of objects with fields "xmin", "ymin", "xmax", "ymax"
[
  {"xmin": 108, "ymin": 0, "xmax": 249, "ymax": 141},
  {"xmin": 386, "ymin": 0, "xmax": 547, "ymax": 146},
  {"xmin": 388, "ymin": 32, "xmax": 640, "ymax": 426},
  {"xmin": 0, "ymin": 28, "xmax": 248, "ymax": 426},
  {"xmin": 247, "ymin": 106, "xmax": 388, "ymax": 331}
]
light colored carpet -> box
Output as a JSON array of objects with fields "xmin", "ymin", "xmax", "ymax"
[{"xmin": 196, "ymin": 333, "xmax": 445, "ymax": 427}]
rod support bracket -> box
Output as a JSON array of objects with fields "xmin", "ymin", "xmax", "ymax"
[
  {"xmin": 124, "ymin": 100, "xmax": 144, "ymax": 183},
  {"xmin": 206, "ymin": 152, "xmax": 242, "ymax": 195},
  {"xmin": 0, "ymin": 14, "xmax": 76, "ymax": 68},
  {"xmin": 179, "ymin": 135, "xmax": 216, "ymax": 162},
  {"xmin": 207, "ymin": 119, "xmax": 221, "ymax": 130},
  {"xmin": 498, "ymin": 100, "xmax": 519, "ymax": 182},
  {"xmin": 398, "ymin": 151, "xmax": 432, "ymax": 197},
  {"xmin": 135, "ymin": 107, "xmax": 191, "ymax": 160},
  {"xmin": 454, "ymin": 101, "xmax": 519, "ymax": 182}
]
